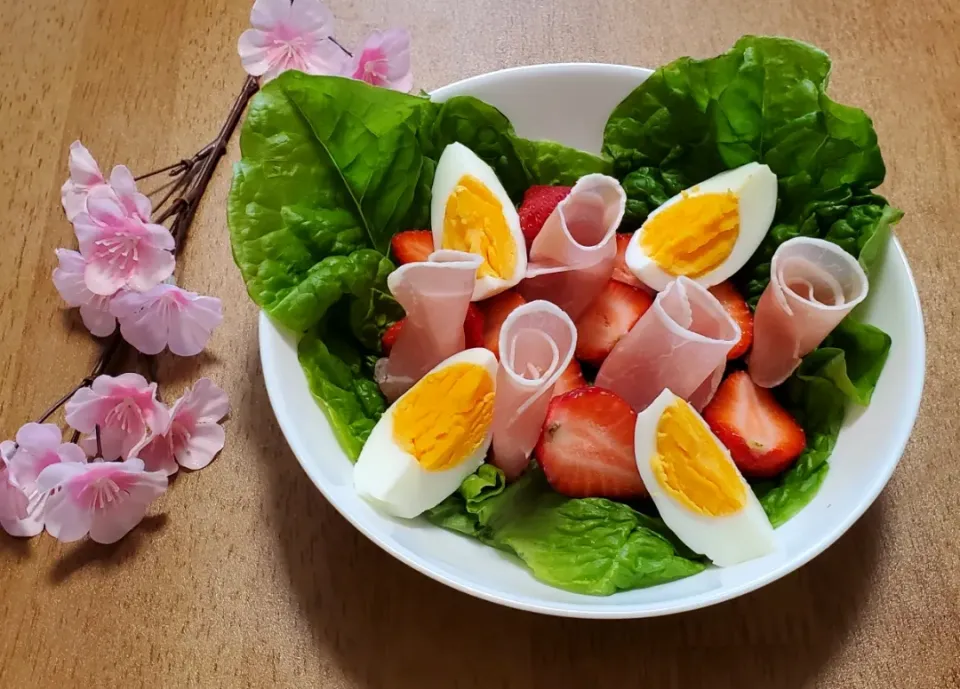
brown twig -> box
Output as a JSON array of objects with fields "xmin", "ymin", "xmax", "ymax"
[{"xmin": 25, "ymin": 76, "xmax": 260, "ymax": 439}]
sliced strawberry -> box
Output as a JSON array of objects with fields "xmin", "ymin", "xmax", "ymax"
[
  {"xmin": 463, "ymin": 304, "xmax": 485, "ymax": 349},
  {"xmin": 390, "ymin": 230, "xmax": 434, "ymax": 264},
  {"xmin": 536, "ymin": 387, "xmax": 647, "ymax": 498},
  {"xmin": 708, "ymin": 281, "xmax": 754, "ymax": 359},
  {"xmin": 611, "ymin": 234, "xmax": 644, "ymax": 288},
  {"xmin": 478, "ymin": 290, "xmax": 527, "ymax": 359},
  {"xmin": 552, "ymin": 360, "xmax": 587, "ymax": 398},
  {"xmin": 574, "ymin": 280, "xmax": 654, "ymax": 366},
  {"xmin": 518, "ymin": 185, "xmax": 572, "ymax": 247},
  {"xmin": 702, "ymin": 371, "xmax": 806, "ymax": 478},
  {"xmin": 382, "ymin": 305, "xmax": 484, "ymax": 355},
  {"xmin": 381, "ymin": 319, "xmax": 405, "ymax": 354}
]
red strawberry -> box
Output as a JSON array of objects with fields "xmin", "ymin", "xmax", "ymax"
[
  {"xmin": 702, "ymin": 371, "xmax": 806, "ymax": 478},
  {"xmin": 390, "ymin": 230, "xmax": 434, "ymax": 264},
  {"xmin": 518, "ymin": 185, "xmax": 572, "ymax": 247},
  {"xmin": 536, "ymin": 387, "xmax": 647, "ymax": 498},
  {"xmin": 381, "ymin": 320, "xmax": 405, "ymax": 354},
  {"xmin": 574, "ymin": 280, "xmax": 654, "ymax": 366},
  {"xmin": 552, "ymin": 360, "xmax": 587, "ymax": 398},
  {"xmin": 463, "ymin": 304, "xmax": 485, "ymax": 349},
  {"xmin": 381, "ymin": 304, "xmax": 484, "ymax": 354},
  {"xmin": 478, "ymin": 290, "xmax": 527, "ymax": 358},
  {"xmin": 708, "ymin": 281, "xmax": 754, "ymax": 359},
  {"xmin": 612, "ymin": 234, "xmax": 644, "ymax": 289}
]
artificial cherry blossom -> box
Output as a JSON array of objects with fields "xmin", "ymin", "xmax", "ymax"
[
  {"xmin": 65, "ymin": 373, "xmax": 170, "ymax": 461},
  {"xmin": 52, "ymin": 249, "xmax": 120, "ymax": 337},
  {"xmin": 36, "ymin": 458, "xmax": 167, "ymax": 544},
  {"xmin": 344, "ymin": 29, "xmax": 413, "ymax": 92},
  {"xmin": 73, "ymin": 187, "xmax": 175, "ymax": 296},
  {"xmin": 110, "ymin": 284, "xmax": 223, "ymax": 356},
  {"xmin": 0, "ymin": 424, "xmax": 86, "ymax": 537},
  {"xmin": 138, "ymin": 378, "xmax": 229, "ymax": 475},
  {"xmin": 238, "ymin": 0, "xmax": 347, "ymax": 83},
  {"xmin": 60, "ymin": 141, "xmax": 151, "ymax": 223}
]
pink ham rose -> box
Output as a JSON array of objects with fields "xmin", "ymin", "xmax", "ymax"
[
  {"xmin": 519, "ymin": 174, "xmax": 626, "ymax": 320},
  {"xmin": 376, "ymin": 250, "xmax": 481, "ymax": 401},
  {"xmin": 748, "ymin": 237, "xmax": 869, "ymax": 387},
  {"xmin": 595, "ymin": 277, "xmax": 740, "ymax": 412},
  {"xmin": 490, "ymin": 300, "xmax": 577, "ymax": 480}
]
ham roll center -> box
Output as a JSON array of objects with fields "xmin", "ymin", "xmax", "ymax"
[
  {"xmin": 442, "ymin": 174, "xmax": 517, "ymax": 280},
  {"xmin": 392, "ymin": 362, "xmax": 495, "ymax": 472},
  {"xmin": 640, "ymin": 191, "xmax": 740, "ymax": 278},
  {"xmin": 650, "ymin": 400, "xmax": 746, "ymax": 517}
]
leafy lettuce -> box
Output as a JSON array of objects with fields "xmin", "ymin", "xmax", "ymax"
[{"xmin": 426, "ymin": 465, "xmax": 706, "ymax": 595}]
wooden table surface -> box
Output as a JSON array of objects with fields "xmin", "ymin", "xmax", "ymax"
[{"xmin": 1, "ymin": 0, "xmax": 958, "ymax": 687}]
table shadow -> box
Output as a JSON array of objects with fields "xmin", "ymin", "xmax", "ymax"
[{"xmin": 250, "ymin": 368, "xmax": 883, "ymax": 689}]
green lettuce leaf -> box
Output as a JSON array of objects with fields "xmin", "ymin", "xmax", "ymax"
[
  {"xmin": 602, "ymin": 35, "xmax": 903, "ymax": 298},
  {"xmin": 756, "ymin": 318, "xmax": 891, "ymax": 525},
  {"xmin": 426, "ymin": 466, "xmax": 705, "ymax": 595},
  {"xmin": 298, "ymin": 325, "xmax": 387, "ymax": 461}
]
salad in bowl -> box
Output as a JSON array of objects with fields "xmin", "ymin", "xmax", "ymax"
[{"xmin": 229, "ymin": 35, "xmax": 918, "ymax": 608}]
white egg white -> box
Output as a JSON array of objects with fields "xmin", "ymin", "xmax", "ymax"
[
  {"xmin": 354, "ymin": 348, "xmax": 499, "ymax": 519},
  {"xmin": 634, "ymin": 389, "xmax": 775, "ymax": 567},
  {"xmin": 430, "ymin": 142, "xmax": 526, "ymax": 301},
  {"xmin": 625, "ymin": 162, "xmax": 778, "ymax": 292}
]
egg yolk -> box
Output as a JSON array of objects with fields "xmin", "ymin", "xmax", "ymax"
[
  {"xmin": 640, "ymin": 191, "xmax": 739, "ymax": 277},
  {"xmin": 651, "ymin": 400, "xmax": 746, "ymax": 517},
  {"xmin": 392, "ymin": 362, "xmax": 495, "ymax": 472},
  {"xmin": 442, "ymin": 175, "xmax": 517, "ymax": 280}
]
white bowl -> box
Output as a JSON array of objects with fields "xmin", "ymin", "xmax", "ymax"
[{"xmin": 259, "ymin": 63, "xmax": 925, "ymax": 618}]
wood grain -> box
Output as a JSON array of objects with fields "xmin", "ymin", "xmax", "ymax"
[{"xmin": 1, "ymin": 0, "xmax": 958, "ymax": 687}]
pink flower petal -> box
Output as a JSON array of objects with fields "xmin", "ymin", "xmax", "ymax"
[
  {"xmin": 124, "ymin": 245, "xmax": 176, "ymax": 293},
  {"xmin": 345, "ymin": 29, "xmax": 413, "ymax": 92},
  {"xmin": 176, "ymin": 378, "xmax": 230, "ymax": 424},
  {"xmin": 14, "ymin": 421, "xmax": 62, "ymax": 451},
  {"xmin": 249, "ymin": 0, "xmax": 292, "ymax": 30},
  {"xmin": 0, "ymin": 464, "xmax": 29, "ymax": 522},
  {"xmin": 86, "ymin": 189, "xmax": 129, "ymax": 227},
  {"xmin": 113, "ymin": 285, "xmax": 222, "ymax": 356},
  {"xmin": 238, "ymin": 29, "xmax": 273, "ymax": 77},
  {"xmin": 53, "ymin": 249, "xmax": 90, "ymax": 307},
  {"xmin": 108, "ymin": 165, "xmax": 152, "ymax": 222},
  {"xmin": 67, "ymin": 141, "xmax": 104, "ymax": 187},
  {"xmin": 137, "ymin": 433, "xmax": 178, "ymax": 476},
  {"xmin": 79, "ymin": 304, "xmax": 118, "ymax": 337},
  {"xmin": 175, "ymin": 421, "xmax": 225, "ymax": 471},
  {"xmin": 288, "ymin": 0, "xmax": 334, "ymax": 34}
]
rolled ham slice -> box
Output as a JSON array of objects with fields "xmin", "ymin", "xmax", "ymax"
[
  {"xmin": 748, "ymin": 237, "xmax": 869, "ymax": 388},
  {"xmin": 376, "ymin": 250, "xmax": 481, "ymax": 401},
  {"xmin": 595, "ymin": 276, "xmax": 740, "ymax": 412},
  {"xmin": 490, "ymin": 300, "xmax": 577, "ymax": 480},
  {"xmin": 518, "ymin": 174, "xmax": 626, "ymax": 320}
]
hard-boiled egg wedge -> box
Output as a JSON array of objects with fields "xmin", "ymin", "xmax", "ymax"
[
  {"xmin": 634, "ymin": 389, "xmax": 775, "ymax": 566},
  {"xmin": 430, "ymin": 143, "xmax": 526, "ymax": 301},
  {"xmin": 354, "ymin": 348, "xmax": 498, "ymax": 518},
  {"xmin": 625, "ymin": 162, "xmax": 777, "ymax": 292}
]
